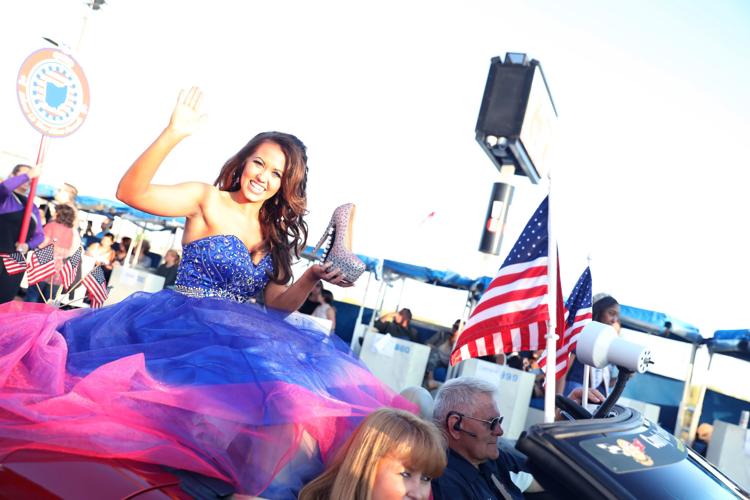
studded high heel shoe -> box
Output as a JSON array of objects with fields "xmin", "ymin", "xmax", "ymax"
[{"xmin": 312, "ymin": 203, "xmax": 366, "ymax": 284}]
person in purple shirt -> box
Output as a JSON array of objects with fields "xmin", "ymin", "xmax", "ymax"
[{"xmin": 0, "ymin": 164, "xmax": 45, "ymax": 303}]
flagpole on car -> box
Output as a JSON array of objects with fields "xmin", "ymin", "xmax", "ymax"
[
  {"xmin": 544, "ymin": 176, "xmax": 558, "ymax": 423},
  {"xmin": 582, "ymin": 254, "xmax": 592, "ymax": 412}
]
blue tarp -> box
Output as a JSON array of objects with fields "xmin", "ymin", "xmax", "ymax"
[
  {"xmin": 381, "ymin": 259, "xmax": 479, "ymax": 290},
  {"xmin": 302, "ymin": 245, "xmax": 491, "ymax": 293},
  {"xmin": 619, "ymin": 304, "xmax": 702, "ymax": 343},
  {"xmin": 706, "ymin": 329, "xmax": 750, "ymax": 361},
  {"xmin": 36, "ymin": 184, "xmax": 186, "ymax": 227}
]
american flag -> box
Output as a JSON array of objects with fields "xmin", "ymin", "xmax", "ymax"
[
  {"xmin": 1, "ymin": 252, "xmax": 26, "ymax": 275},
  {"xmin": 26, "ymin": 243, "xmax": 56, "ymax": 286},
  {"xmin": 82, "ymin": 265, "xmax": 108, "ymax": 308},
  {"xmin": 539, "ymin": 267, "xmax": 593, "ymax": 379},
  {"xmin": 60, "ymin": 247, "xmax": 82, "ymax": 290},
  {"xmin": 451, "ymin": 197, "xmax": 560, "ymax": 365}
]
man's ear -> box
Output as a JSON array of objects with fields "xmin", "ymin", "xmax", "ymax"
[{"xmin": 446, "ymin": 413, "xmax": 462, "ymax": 440}]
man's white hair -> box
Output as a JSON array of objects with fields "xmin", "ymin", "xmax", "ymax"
[{"xmin": 432, "ymin": 376, "xmax": 497, "ymax": 429}]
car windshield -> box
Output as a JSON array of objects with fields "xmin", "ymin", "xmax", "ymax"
[
  {"xmin": 575, "ymin": 421, "xmax": 745, "ymax": 499},
  {"xmin": 602, "ymin": 453, "xmax": 741, "ymax": 499}
]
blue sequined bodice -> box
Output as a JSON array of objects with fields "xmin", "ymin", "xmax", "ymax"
[{"xmin": 174, "ymin": 234, "xmax": 273, "ymax": 303}]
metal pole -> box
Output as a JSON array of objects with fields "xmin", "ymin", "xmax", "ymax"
[
  {"xmin": 582, "ymin": 365, "xmax": 591, "ymax": 412},
  {"xmin": 354, "ymin": 271, "xmax": 372, "ymax": 327},
  {"xmin": 675, "ymin": 342, "xmax": 699, "ymax": 438},
  {"xmin": 544, "ymin": 185, "xmax": 558, "ymax": 423},
  {"xmin": 350, "ymin": 271, "xmax": 373, "ymax": 352},
  {"xmin": 395, "ymin": 276, "xmax": 406, "ymax": 311},
  {"xmin": 686, "ymin": 346, "xmax": 711, "ymax": 445},
  {"xmin": 368, "ymin": 278, "xmax": 388, "ymax": 330}
]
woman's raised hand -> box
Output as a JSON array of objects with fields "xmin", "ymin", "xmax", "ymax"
[{"xmin": 167, "ymin": 87, "xmax": 206, "ymax": 139}]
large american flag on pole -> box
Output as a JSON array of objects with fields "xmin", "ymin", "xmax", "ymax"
[
  {"xmin": 451, "ymin": 197, "xmax": 557, "ymax": 365},
  {"xmin": 1, "ymin": 252, "xmax": 26, "ymax": 275},
  {"xmin": 26, "ymin": 243, "xmax": 56, "ymax": 286},
  {"xmin": 60, "ymin": 247, "xmax": 82, "ymax": 290},
  {"xmin": 82, "ymin": 265, "xmax": 108, "ymax": 308},
  {"xmin": 539, "ymin": 267, "xmax": 593, "ymax": 379}
]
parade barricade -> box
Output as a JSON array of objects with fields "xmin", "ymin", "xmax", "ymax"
[
  {"xmin": 105, "ymin": 266, "xmax": 164, "ymax": 305},
  {"xmin": 706, "ymin": 420, "xmax": 750, "ymax": 491},
  {"xmin": 359, "ymin": 330, "xmax": 431, "ymax": 393}
]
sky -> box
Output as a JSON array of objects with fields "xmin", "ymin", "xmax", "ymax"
[{"xmin": 1, "ymin": 0, "xmax": 749, "ymax": 335}]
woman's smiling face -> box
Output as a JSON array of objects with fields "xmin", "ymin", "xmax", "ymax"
[{"xmin": 239, "ymin": 141, "xmax": 286, "ymax": 203}]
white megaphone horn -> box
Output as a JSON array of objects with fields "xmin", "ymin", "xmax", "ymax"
[{"xmin": 576, "ymin": 321, "xmax": 653, "ymax": 373}]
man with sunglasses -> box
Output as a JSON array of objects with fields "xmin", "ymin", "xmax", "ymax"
[{"xmin": 431, "ymin": 376, "xmax": 528, "ymax": 500}]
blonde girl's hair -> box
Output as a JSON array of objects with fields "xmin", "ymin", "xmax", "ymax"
[{"xmin": 298, "ymin": 408, "xmax": 446, "ymax": 500}]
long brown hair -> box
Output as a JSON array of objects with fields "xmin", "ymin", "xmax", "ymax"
[
  {"xmin": 298, "ymin": 408, "xmax": 447, "ymax": 500},
  {"xmin": 214, "ymin": 132, "xmax": 308, "ymax": 284}
]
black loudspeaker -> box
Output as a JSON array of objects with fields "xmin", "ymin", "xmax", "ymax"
[
  {"xmin": 479, "ymin": 182, "xmax": 514, "ymax": 256},
  {"xmin": 475, "ymin": 53, "xmax": 557, "ymax": 184}
]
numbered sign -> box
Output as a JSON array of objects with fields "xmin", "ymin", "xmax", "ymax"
[{"xmin": 17, "ymin": 48, "xmax": 90, "ymax": 137}]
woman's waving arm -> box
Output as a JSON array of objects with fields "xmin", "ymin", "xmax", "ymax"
[{"xmin": 116, "ymin": 87, "xmax": 209, "ymax": 218}]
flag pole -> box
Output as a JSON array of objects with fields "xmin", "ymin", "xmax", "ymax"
[
  {"xmin": 582, "ymin": 254, "xmax": 592, "ymax": 411},
  {"xmin": 46, "ymin": 273, "xmax": 55, "ymax": 304},
  {"xmin": 544, "ymin": 177, "xmax": 558, "ymax": 423},
  {"xmin": 19, "ymin": 251, "xmax": 47, "ymax": 303}
]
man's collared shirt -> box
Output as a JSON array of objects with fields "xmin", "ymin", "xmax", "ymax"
[{"xmin": 432, "ymin": 447, "xmax": 525, "ymax": 500}]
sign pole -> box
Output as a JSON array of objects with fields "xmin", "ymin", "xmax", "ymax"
[{"xmin": 17, "ymin": 135, "xmax": 49, "ymax": 245}]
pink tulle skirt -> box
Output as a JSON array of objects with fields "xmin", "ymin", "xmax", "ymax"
[{"xmin": 0, "ymin": 292, "xmax": 412, "ymax": 497}]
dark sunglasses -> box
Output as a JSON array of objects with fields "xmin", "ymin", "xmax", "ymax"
[{"xmin": 453, "ymin": 412, "xmax": 504, "ymax": 432}]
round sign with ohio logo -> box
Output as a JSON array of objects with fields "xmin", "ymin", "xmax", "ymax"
[{"xmin": 17, "ymin": 48, "xmax": 90, "ymax": 137}]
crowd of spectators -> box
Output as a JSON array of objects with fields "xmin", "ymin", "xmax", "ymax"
[{"xmin": 1, "ymin": 164, "xmax": 182, "ymax": 304}]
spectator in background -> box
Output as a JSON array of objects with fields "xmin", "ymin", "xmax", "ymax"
[
  {"xmin": 0, "ymin": 164, "xmax": 44, "ymax": 303},
  {"xmin": 298, "ymin": 280, "xmax": 322, "ymax": 315},
  {"xmin": 693, "ymin": 423, "xmax": 713, "ymax": 457},
  {"xmin": 113, "ymin": 236, "xmax": 132, "ymax": 265},
  {"xmin": 425, "ymin": 319, "xmax": 462, "ymax": 390},
  {"xmin": 42, "ymin": 183, "xmax": 78, "ymax": 224},
  {"xmin": 25, "ymin": 203, "xmax": 78, "ymax": 303},
  {"xmin": 82, "ymin": 220, "xmax": 96, "ymax": 247},
  {"xmin": 562, "ymin": 294, "xmax": 621, "ymax": 396},
  {"xmin": 312, "ymin": 288, "xmax": 336, "ymax": 330},
  {"xmin": 299, "ymin": 408, "xmax": 446, "ymax": 500},
  {"xmin": 528, "ymin": 351, "xmax": 541, "ymax": 371},
  {"xmin": 95, "ymin": 218, "xmax": 113, "ymax": 240},
  {"xmin": 375, "ymin": 308, "xmax": 418, "ymax": 342},
  {"xmin": 156, "ymin": 249, "xmax": 180, "ymax": 289},
  {"xmin": 505, "ymin": 353, "xmax": 524, "ymax": 371},
  {"xmin": 86, "ymin": 233, "xmax": 116, "ymax": 281},
  {"xmin": 135, "ymin": 240, "xmax": 157, "ymax": 269}
]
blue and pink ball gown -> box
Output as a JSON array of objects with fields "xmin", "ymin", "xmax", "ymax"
[{"xmin": 0, "ymin": 234, "xmax": 411, "ymax": 497}]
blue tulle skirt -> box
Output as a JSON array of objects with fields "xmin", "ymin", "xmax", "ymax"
[{"xmin": 0, "ymin": 290, "xmax": 411, "ymax": 497}]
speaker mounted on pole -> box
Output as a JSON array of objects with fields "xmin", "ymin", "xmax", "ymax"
[{"xmin": 475, "ymin": 53, "xmax": 558, "ymax": 185}]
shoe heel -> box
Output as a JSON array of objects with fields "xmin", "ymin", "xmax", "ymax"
[{"xmin": 312, "ymin": 218, "xmax": 334, "ymax": 260}]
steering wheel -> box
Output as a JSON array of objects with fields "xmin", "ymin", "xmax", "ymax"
[{"xmin": 555, "ymin": 394, "xmax": 593, "ymax": 420}]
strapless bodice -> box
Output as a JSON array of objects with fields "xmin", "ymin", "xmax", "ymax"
[{"xmin": 174, "ymin": 234, "xmax": 273, "ymax": 303}]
